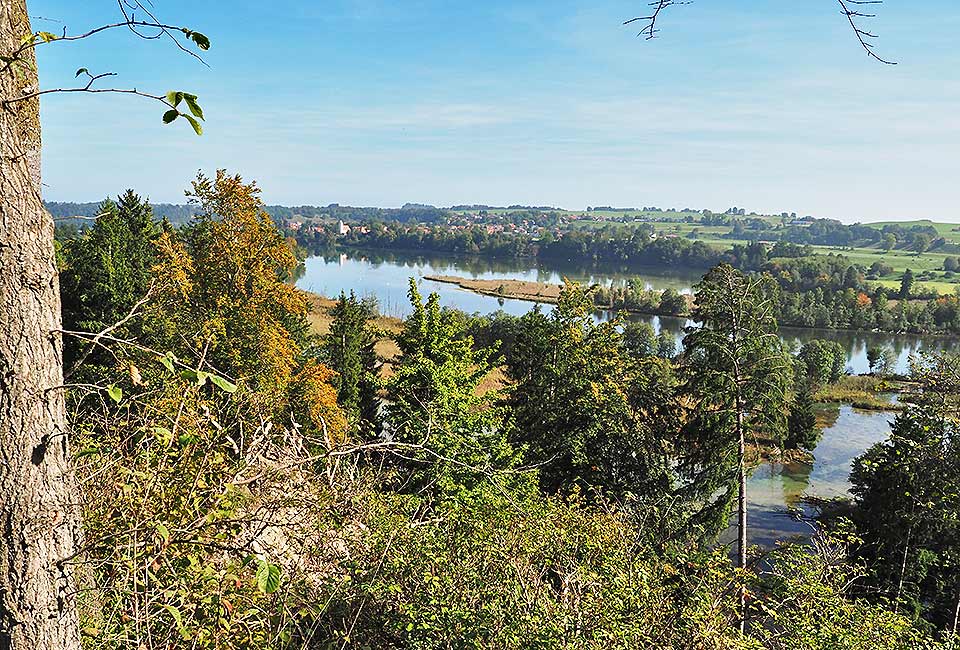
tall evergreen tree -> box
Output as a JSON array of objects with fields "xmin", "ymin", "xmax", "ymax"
[
  {"xmin": 679, "ymin": 264, "xmax": 791, "ymax": 631},
  {"xmin": 786, "ymin": 380, "xmax": 819, "ymax": 451},
  {"xmin": 59, "ymin": 191, "xmax": 160, "ymax": 368},
  {"xmin": 899, "ymin": 269, "xmax": 915, "ymax": 300},
  {"xmin": 324, "ymin": 291, "xmax": 381, "ymax": 436}
]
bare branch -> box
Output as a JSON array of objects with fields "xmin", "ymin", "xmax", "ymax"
[
  {"xmin": 623, "ymin": 0, "xmax": 691, "ymax": 40},
  {"xmin": 624, "ymin": 0, "xmax": 897, "ymax": 64},
  {"xmin": 837, "ymin": 0, "xmax": 897, "ymax": 64}
]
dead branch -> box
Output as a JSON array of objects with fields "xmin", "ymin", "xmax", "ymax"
[{"xmin": 624, "ymin": 0, "xmax": 897, "ymax": 64}]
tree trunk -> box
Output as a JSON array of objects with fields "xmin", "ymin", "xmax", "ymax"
[
  {"xmin": 893, "ymin": 519, "xmax": 913, "ymax": 614},
  {"xmin": 736, "ymin": 403, "xmax": 747, "ymax": 635},
  {"xmin": 0, "ymin": 3, "xmax": 82, "ymax": 648},
  {"xmin": 952, "ymin": 589, "xmax": 959, "ymax": 637}
]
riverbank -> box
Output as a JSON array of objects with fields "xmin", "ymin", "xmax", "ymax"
[
  {"xmin": 424, "ymin": 274, "xmax": 695, "ymax": 313},
  {"xmin": 424, "ymin": 273, "xmax": 960, "ymax": 342}
]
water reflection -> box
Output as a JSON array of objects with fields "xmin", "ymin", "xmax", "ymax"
[
  {"xmin": 742, "ymin": 405, "xmax": 895, "ymax": 547},
  {"xmin": 296, "ymin": 249, "xmax": 701, "ymax": 320},
  {"xmin": 297, "ymin": 249, "xmax": 944, "ymax": 376}
]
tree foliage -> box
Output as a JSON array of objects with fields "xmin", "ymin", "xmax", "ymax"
[
  {"xmin": 505, "ymin": 283, "xmax": 675, "ymax": 504},
  {"xmin": 386, "ymin": 280, "xmax": 518, "ymax": 499},
  {"xmin": 850, "ymin": 352, "xmax": 960, "ymax": 635},
  {"xmin": 323, "ymin": 291, "xmax": 381, "ymax": 435},
  {"xmin": 679, "ymin": 265, "xmax": 792, "ymax": 538},
  {"xmin": 60, "ymin": 191, "xmax": 160, "ymax": 368}
]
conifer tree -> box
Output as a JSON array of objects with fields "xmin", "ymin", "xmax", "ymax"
[
  {"xmin": 851, "ymin": 352, "xmax": 960, "ymax": 633},
  {"xmin": 786, "ymin": 381, "xmax": 819, "ymax": 451},
  {"xmin": 679, "ymin": 264, "xmax": 791, "ymax": 631},
  {"xmin": 60, "ymin": 191, "xmax": 160, "ymax": 367},
  {"xmin": 324, "ymin": 291, "xmax": 381, "ymax": 435}
]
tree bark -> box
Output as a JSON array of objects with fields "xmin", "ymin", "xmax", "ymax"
[{"xmin": 0, "ymin": 2, "xmax": 82, "ymax": 648}]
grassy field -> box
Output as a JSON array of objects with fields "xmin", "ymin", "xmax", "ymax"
[{"xmin": 453, "ymin": 207, "xmax": 960, "ymax": 293}]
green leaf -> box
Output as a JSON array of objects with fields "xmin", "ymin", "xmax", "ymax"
[
  {"xmin": 75, "ymin": 67, "xmax": 88, "ymax": 78},
  {"xmin": 151, "ymin": 426, "xmax": 173, "ymax": 445},
  {"xmin": 162, "ymin": 603, "xmax": 184, "ymax": 629},
  {"xmin": 182, "ymin": 114, "xmax": 203, "ymax": 136},
  {"xmin": 188, "ymin": 31, "xmax": 211, "ymax": 51},
  {"xmin": 76, "ymin": 447, "xmax": 101, "ymax": 458},
  {"xmin": 162, "ymin": 109, "xmax": 180, "ymax": 125},
  {"xmin": 106, "ymin": 384, "xmax": 123, "ymax": 404},
  {"xmin": 209, "ymin": 374, "xmax": 237, "ymax": 394},
  {"xmin": 37, "ymin": 31, "xmax": 58, "ymax": 43},
  {"xmin": 182, "ymin": 94, "xmax": 204, "ymax": 120},
  {"xmin": 255, "ymin": 560, "xmax": 281, "ymax": 594},
  {"xmin": 195, "ymin": 370, "xmax": 210, "ymax": 387},
  {"xmin": 165, "ymin": 91, "xmax": 183, "ymax": 108},
  {"xmin": 156, "ymin": 522, "xmax": 170, "ymax": 543},
  {"xmin": 160, "ymin": 352, "xmax": 176, "ymax": 373}
]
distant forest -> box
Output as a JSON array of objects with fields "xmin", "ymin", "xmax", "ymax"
[{"xmin": 45, "ymin": 201, "xmax": 450, "ymax": 225}]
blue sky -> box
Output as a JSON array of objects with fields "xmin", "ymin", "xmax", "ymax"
[{"xmin": 34, "ymin": 0, "xmax": 960, "ymax": 222}]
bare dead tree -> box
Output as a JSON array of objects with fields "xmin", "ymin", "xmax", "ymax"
[{"xmin": 625, "ymin": 0, "xmax": 897, "ymax": 64}]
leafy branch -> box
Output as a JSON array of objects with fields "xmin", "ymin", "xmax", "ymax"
[{"xmin": 1, "ymin": 0, "xmax": 211, "ymax": 134}]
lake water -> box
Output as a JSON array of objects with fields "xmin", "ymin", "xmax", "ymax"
[
  {"xmin": 740, "ymin": 405, "xmax": 895, "ymax": 548},
  {"xmin": 297, "ymin": 249, "xmax": 945, "ymax": 545},
  {"xmin": 297, "ymin": 249, "xmax": 944, "ymax": 375}
]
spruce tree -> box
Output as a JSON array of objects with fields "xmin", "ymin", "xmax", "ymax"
[
  {"xmin": 324, "ymin": 291, "xmax": 381, "ymax": 435},
  {"xmin": 787, "ymin": 381, "xmax": 819, "ymax": 450},
  {"xmin": 679, "ymin": 264, "xmax": 791, "ymax": 631},
  {"xmin": 59, "ymin": 191, "xmax": 160, "ymax": 369}
]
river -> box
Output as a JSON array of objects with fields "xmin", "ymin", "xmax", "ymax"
[{"xmin": 296, "ymin": 249, "xmax": 945, "ymax": 545}]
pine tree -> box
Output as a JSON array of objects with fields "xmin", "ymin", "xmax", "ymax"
[
  {"xmin": 787, "ymin": 381, "xmax": 819, "ymax": 450},
  {"xmin": 899, "ymin": 269, "xmax": 915, "ymax": 300},
  {"xmin": 60, "ymin": 191, "xmax": 160, "ymax": 369},
  {"xmin": 324, "ymin": 291, "xmax": 381, "ymax": 435},
  {"xmin": 851, "ymin": 352, "xmax": 960, "ymax": 633}
]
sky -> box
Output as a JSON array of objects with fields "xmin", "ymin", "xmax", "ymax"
[{"xmin": 32, "ymin": 0, "xmax": 960, "ymax": 222}]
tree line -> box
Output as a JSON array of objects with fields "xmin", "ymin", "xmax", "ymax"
[
  {"xmin": 322, "ymin": 224, "xmax": 960, "ymax": 335},
  {"xmin": 50, "ymin": 175, "xmax": 960, "ymax": 647}
]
